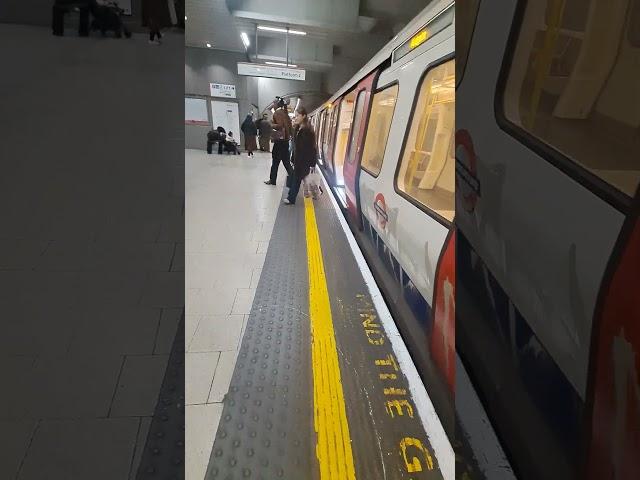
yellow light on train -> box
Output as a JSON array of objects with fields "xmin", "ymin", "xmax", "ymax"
[{"xmin": 410, "ymin": 29, "xmax": 429, "ymax": 49}]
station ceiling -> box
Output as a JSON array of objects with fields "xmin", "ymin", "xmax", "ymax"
[{"xmin": 185, "ymin": 0, "xmax": 434, "ymax": 72}]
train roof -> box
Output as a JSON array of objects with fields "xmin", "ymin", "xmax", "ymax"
[{"xmin": 313, "ymin": 0, "xmax": 454, "ymax": 114}]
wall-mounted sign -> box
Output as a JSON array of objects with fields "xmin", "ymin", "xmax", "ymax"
[
  {"xmin": 237, "ymin": 62, "xmax": 306, "ymax": 81},
  {"xmin": 210, "ymin": 83, "xmax": 236, "ymax": 98}
]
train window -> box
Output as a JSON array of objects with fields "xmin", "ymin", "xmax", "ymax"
[
  {"xmin": 361, "ymin": 84, "xmax": 399, "ymax": 177},
  {"xmin": 396, "ymin": 59, "xmax": 455, "ymax": 222},
  {"xmin": 333, "ymin": 91, "xmax": 357, "ymax": 185},
  {"xmin": 347, "ymin": 90, "xmax": 366, "ymax": 164},
  {"xmin": 500, "ymin": 0, "xmax": 640, "ymax": 199},
  {"xmin": 456, "ymin": 0, "xmax": 480, "ymax": 85}
]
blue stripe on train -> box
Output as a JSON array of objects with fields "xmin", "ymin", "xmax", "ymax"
[
  {"xmin": 458, "ymin": 231, "xmax": 583, "ymax": 460},
  {"xmin": 362, "ymin": 215, "xmax": 432, "ymax": 333}
]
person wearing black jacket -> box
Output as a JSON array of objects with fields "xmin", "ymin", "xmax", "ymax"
[{"xmin": 284, "ymin": 107, "xmax": 317, "ymax": 205}]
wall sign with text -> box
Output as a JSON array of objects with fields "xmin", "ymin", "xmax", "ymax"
[{"xmin": 210, "ymin": 83, "xmax": 237, "ymax": 99}]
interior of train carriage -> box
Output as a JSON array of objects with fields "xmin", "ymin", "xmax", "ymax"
[
  {"xmin": 397, "ymin": 60, "xmax": 455, "ymax": 222},
  {"xmin": 503, "ymin": 0, "xmax": 640, "ymax": 199}
]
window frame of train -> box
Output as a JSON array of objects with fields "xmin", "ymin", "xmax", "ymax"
[
  {"xmin": 455, "ymin": 0, "xmax": 481, "ymax": 87},
  {"xmin": 494, "ymin": 0, "xmax": 637, "ymax": 214},
  {"xmin": 360, "ymin": 81, "xmax": 400, "ymax": 178},
  {"xmin": 393, "ymin": 54, "xmax": 456, "ymax": 227}
]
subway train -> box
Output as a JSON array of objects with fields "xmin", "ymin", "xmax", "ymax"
[
  {"xmin": 310, "ymin": 0, "xmax": 457, "ymax": 449},
  {"xmin": 310, "ymin": 0, "xmax": 640, "ymax": 479}
]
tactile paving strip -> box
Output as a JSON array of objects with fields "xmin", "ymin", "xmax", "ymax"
[
  {"xmin": 137, "ymin": 312, "xmax": 185, "ymax": 480},
  {"xmin": 313, "ymin": 189, "xmax": 445, "ymax": 480},
  {"xmin": 205, "ymin": 196, "xmax": 315, "ymax": 480}
]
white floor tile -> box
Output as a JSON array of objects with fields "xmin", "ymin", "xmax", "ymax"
[
  {"xmin": 187, "ymin": 287, "xmax": 236, "ymax": 316},
  {"xmin": 186, "ymin": 403, "xmax": 223, "ymax": 480},
  {"xmin": 230, "ymin": 288, "xmax": 257, "ymax": 315},
  {"xmin": 186, "ymin": 352, "xmax": 220, "ymax": 406},
  {"xmin": 188, "ymin": 315, "xmax": 244, "ymax": 353},
  {"xmin": 208, "ymin": 350, "xmax": 238, "ymax": 404}
]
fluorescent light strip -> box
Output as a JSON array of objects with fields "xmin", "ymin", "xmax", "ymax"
[
  {"xmin": 257, "ymin": 25, "xmax": 306, "ymax": 36},
  {"xmin": 240, "ymin": 32, "xmax": 250, "ymax": 48},
  {"xmin": 265, "ymin": 61, "xmax": 298, "ymax": 68},
  {"xmin": 258, "ymin": 25, "xmax": 287, "ymax": 33}
]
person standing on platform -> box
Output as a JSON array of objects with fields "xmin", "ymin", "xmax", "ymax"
[
  {"xmin": 264, "ymin": 97, "xmax": 292, "ymax": 185},
  {"xmin": 284, "ymin": 107, "xmax": 316, "ymax": 205},
  {"xmin": 257, "ymin": 113, "xmax": 271, "ymax": 152},
  {"xmin": 240, "ymin": 114, "xmax": 258, "ymax": 157}
]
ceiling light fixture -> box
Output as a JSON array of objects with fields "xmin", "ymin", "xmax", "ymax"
[
  {"xmin": 265, "ymin": 61, "xmax": 298, "ymax": 68},
  {"xmin": 240, "ymin": 32, "xmax": 250, "ymax": 48},
  {"xmin": 257, "ymin": 25, "xmax": 306, "ymax": 36}
]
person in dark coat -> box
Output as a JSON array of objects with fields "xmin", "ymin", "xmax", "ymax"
[
  {"xmin": 257, "ymin": 113, "xmax": 271, "ymax": 152},
  {"xmin": 264, "ymin": 97, "xmax": 293, "ymax": 185},
  {"xmin": 240, "ymin": 114, "xmax": 258, "ymax": 157},
  {"xmin": 216, "ymin": 126, "xmax": 226, "ymax": 154},
  {"xmin": 206, "ymin": 129, "xmax": 219, "ymax": 154},
  {"xmin": 284, "ymin": 107, "xmax": 317, "ymax": 205}
]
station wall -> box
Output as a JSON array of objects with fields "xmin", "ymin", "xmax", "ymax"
[{"xmin": 185, "ymin": 46, "xmax": 325, "ymax": 150}]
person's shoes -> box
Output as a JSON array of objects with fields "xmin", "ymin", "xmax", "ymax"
[
  {"xmin": 283, "ymin": 199, "xmax": 294, "ymax": 205},
  {"xmin": 264, "ymin": 180, "xmax": 275, "ymax": 185}
]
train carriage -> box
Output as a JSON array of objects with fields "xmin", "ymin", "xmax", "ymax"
[{"xmin": 311, "ymin": 0, "xmax": 640, "ymax": 477}]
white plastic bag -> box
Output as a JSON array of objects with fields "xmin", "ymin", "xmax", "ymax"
[{"xmin": 303, "ymin": 167, "xmax": 322, "ymax": 200}]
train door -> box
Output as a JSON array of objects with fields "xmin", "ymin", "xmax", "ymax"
[
  {"xmin": 322, "ymin": 103, "xmax": 339, "ymax": 178},
  {"xmin": 331, "ymin": 91, "xmax": 357, "ymax": 204},
  {"xmin": 316, "ymin": 109, "xmax": 326, "ymax": 166},
  {"xmin": 343, "ymin": 71, "xmax": 378, "ymax": 222},
  {"xmin": 455, "ymin": 0, "xmax": 640, "ymax": 477}
]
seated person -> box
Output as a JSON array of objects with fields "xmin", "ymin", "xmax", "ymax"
[
  {"xmin": 89, "ymin": 0, "xmax": 132, "ymax": 38},
  {"xmin": 224, "ymin": 132, "xmax": 240, "ymax": 155}
]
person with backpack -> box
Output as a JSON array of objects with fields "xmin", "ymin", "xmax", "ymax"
[
  {"xmin": 283, "ymin": 107, "xmax": 317, "ymax": 205},
  {"xmin": 264, "ymin": 97, "xmax": 293, "ymax": 185}
]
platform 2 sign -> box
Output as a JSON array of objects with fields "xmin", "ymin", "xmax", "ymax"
[{"xmin": 237, "ymin": 62, "xmax": 306, "ymax": 81}]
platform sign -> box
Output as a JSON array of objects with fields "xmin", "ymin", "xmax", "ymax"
[
  {"xmin": 210, "ymin": 83, "xmax": 236, "ymax": 99},
  {"xmin": 237, "ymin": 62, "xmax": 306, "ymax": 81}
]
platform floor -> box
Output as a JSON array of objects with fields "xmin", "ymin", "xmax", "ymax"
[
  {"xmin": 0, "ymin": 24, "xmax": 184, "ymax": 480},
  {"xmin": 185, "ymin": 149, "xmax": 283, "ymax": 479},
  {"xmin": 186, "ymin": 149, "xmax": 454, "ymax": 479}
]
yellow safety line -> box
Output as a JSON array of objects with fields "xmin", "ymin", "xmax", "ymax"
[{"xmin": 304, "ymin": 196, "xmax": 356, "ymax": 480}]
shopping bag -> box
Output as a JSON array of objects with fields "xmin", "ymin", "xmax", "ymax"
[{"xmin": 306, "ymin": 168, "xmax": 322, "ymax": 200}]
